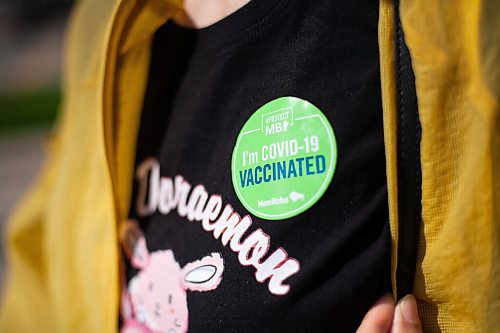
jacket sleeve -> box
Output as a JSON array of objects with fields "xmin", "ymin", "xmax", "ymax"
[
  {"xmin": 0, "ymin": 129, "xmax": 62, "ymax": 331},
  {"xmin": 0, "ymin": 0, "xmax": 121, "ymax": 331},
  {"xmin": 401, "ymin": 0, "xmax": 500, "ymax": 331}
]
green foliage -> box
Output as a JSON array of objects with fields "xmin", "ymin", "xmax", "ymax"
[{"xmin": 0, "ymin": 86, "xmax": 61, "ymax": 132}]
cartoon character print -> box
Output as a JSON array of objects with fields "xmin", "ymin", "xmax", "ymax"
[{"xmin": 121, "ymin": 237, "xmax": 224, "ymax": 333}]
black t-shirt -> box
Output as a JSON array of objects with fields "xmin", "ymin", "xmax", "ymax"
[{"xmin": 122, "ymin": 1, "xmax": 390, "ymax": 332}]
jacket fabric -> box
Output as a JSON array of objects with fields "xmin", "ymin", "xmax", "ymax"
[{"xmin": 0, "ymin": 0, "xmax": 498, "ymax": 332}]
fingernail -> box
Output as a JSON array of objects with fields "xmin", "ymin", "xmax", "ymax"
[{"xmin": 400, "ymin": 295, "xmax": 419, "ymax": 324}]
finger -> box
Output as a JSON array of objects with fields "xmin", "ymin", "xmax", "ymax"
[
  {"xmin": 356, "ymin": 293, "xmax": 395, "ymax": 333},
  {"xmin": 391, "ymin": 294, "xmax": 423, "ymax": 333},
  {"xmin": 119, "ymin": 219, "xmax": 144, "ymax": 260}
]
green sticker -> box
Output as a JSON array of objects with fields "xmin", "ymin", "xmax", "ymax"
[{"xmin": 231, "ymin": 96, "xmax": 338, "ymax": 220}]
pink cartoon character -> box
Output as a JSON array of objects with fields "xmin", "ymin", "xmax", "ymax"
[{"xmin": 121, "ymin": 237, "xmax": 224, "ymax": 333}]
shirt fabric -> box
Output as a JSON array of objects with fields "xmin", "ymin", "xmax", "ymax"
[{"xmin": 125, "ymin": 0, "xmax": 390, "ymax": 331}]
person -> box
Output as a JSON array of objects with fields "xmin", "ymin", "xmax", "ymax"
[
  {"xmin": 358, "ymin": 294, "xmax": 421, "ymax": 333},
  {"xmin": 0, "ymin": 0, "xmax": 498, "ymax": 332}
]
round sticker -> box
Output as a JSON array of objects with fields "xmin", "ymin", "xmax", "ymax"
[{"xmin": 231, "ymin": 96, "xmax": 338, "ymax": 220}]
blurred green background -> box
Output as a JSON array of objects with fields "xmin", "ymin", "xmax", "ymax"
[
  {"xmin": 0, "ymin": 0, "xmax": 73, "ymax": 133},
  {"xmin": 0, "ymin": 85, "xmax": 61, "ymax": 131}
]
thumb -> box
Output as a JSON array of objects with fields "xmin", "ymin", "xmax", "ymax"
[{"xmin": 391, "ymin": 294, "xmax": 422, "ymax": 333}]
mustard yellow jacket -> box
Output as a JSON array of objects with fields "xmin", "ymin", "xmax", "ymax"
[{"xmin": 1, "ymin": 0, "xmax": 498, "ymax": 332}]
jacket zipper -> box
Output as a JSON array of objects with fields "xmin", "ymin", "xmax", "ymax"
[
  {"xmin": 394, "ymin": 0, "xmax": 423, "ymax": 300},
  {"xmin": 103, "ymin": 0, "xmax": 145, "ymax": 224},
  {"xmin": 102, "ymin": 0, "xmax": 144, "ymax": 327}
]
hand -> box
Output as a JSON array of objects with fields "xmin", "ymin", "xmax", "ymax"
[{"xmin": 356, "ymin": 294, "xmax": 422, "ymax": 333}]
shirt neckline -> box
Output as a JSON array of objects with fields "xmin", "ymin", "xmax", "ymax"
[{"xmin": 167, "ymin": 0, "xmax": 287, "ymax": 52}]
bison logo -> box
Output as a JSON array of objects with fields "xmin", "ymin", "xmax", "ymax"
[{"xmin": 121, "ymin": 237, "xmax": 224, "ymax": 333}]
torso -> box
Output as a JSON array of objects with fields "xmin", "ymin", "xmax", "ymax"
[{"xmin": 123, "ymin": 1, "xmax": 390, "ymax": 331}]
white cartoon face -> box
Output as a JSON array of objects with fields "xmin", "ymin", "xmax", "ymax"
[{"xmin": 122, "ymin": 238, "xmax": 224, "ymax": 333}]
